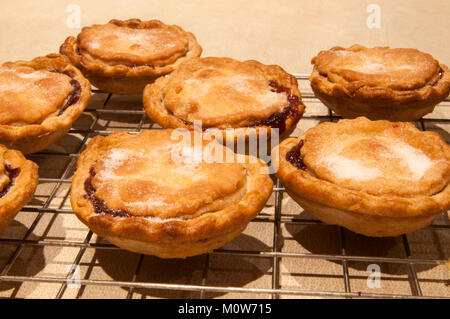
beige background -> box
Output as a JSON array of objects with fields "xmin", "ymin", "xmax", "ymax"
[
  {"xmin": 1, "ymin": 0, "xmax": 450, "ymax": 73},
  {"xmin": 0, "ymin": 0, "xmax": 448, "ymax": 299}
]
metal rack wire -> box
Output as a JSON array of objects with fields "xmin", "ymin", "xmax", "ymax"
[{"xmin": 0, "ymin": 74, "xmax": 448, "ymax": 299}]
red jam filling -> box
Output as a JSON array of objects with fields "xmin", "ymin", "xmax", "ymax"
[
  {"xmin": 0, "ymin": 165, "xmax": 21, "ymax": 198},
  {"xmin": 251, "ymin": 81, "xmax": 302, "ymax": 134},
  {"xmin": 286, "ymin": 140, "xmax": 306, "ymax": 170},
  {"xmin": 84, "ymin": 167, "xmax": 130, "ymax": 218},
  {"xmin": 50, "ymin": 69, "xmax": 82, "ymax": 115},
  {"xmin": 431, "ymin": 68, "xmax": 444, "ymax": 87}
]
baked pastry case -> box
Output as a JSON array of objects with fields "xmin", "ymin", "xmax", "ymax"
[{"xmin": 0, "ymin": 0, "xmax": 449, "ymax": 299}]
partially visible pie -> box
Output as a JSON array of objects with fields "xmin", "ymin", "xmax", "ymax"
[
  {"xmin": 273, "ymin": 117, "xmax": 450, "ymax": 237},
  {"xmin": 143, "ymin": 57, "xmax": 305, "ymax": 141},
  {"xmin": 70, "ymin": 129, "xmax": 273, "ymax": 258},
  {"xmin": 310, "ymin": 45, "xmax": 450, "ymax": 121},
  {"xmin": 60, "ymin": 19, "xmax": 202, "ymax": 95},
  {"xmin": 0, "ymin": 144, "xmax": 38, "ymax": 232},
  {"xmin": 0, "ymin": 54, "xmax": 91, "ymax": 154}
]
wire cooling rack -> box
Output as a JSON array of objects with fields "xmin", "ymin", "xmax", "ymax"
[{"xmin": 0, "ymin": 74, "xmax": 448, "ymax": 299}]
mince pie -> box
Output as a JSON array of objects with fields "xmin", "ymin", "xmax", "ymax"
[
  {"xmin": 70, "ymin": 129, "xmax": 273, "ymax": 258},
  {"xmin": 273, "ymin": 117, "xmax": 450, "ymax": 237},
  {"xmin": 0, "ymin": 54, "xmax": 91, "ymax": 154},
  {"xmin": 143, "ymin": 57, "xmax": 305, "ymax": 141},
  {"xmin": 60, "ymin": 19, "xmax": 202, "ymax": 95},
  {"xmin": 0, "ymin": 144, "xmax": 38, "ymax": 232},
  {"xmin": 310, "ymin": 45, "xmax": 450, "ymax": 121}
]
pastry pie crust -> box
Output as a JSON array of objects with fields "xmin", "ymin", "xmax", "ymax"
[
  {"xmin": 60, "ymin": 19, "xmax": 202, "ymax": 95},
  {"xmin": 143, "ymin": 57, "xmax": 305, "ymax": 142},
  {"xmin": 70, "ymin": 129, "xmax": 273, "ymax": 258},
  {"xmin": 310, "ymin": 45, "xmax": 450, "ymax": 121},
  {"xmin": 0, "ymin": 54, "xmax": 91, "ymax": 154},
  {"xmin": 0, "ymin": 144, "xmax": 38, "ymax": 232},
  {"xmin": 273, "ymin": 117, "xmax": 450, "ymax": 237}
]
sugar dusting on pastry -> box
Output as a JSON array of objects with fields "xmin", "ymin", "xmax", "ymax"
[
  {"xmin": 95, "ymin": 142, "xmax": 219, "ymax": 203},
  {"xmin": 0, "ymin": 66, "xmax": 74, "ymax": 125},
  {"xmin": 125, "ymin": 198, "xmax": 170, "ymax": 210},
  {"xmin": 114, "ymin": 27, "xmax": 179, "ymax": 48},
  {"xmin": 227, "ymin": 75, "xmax": 287, "ymax": 107},
  {"xmin": 321, "ymin": 153, "xmax": 383, "ymax": 181},
  {"xmin": 321, "ymin": 137, "xmax": 435, "ymax": 182},
  {"xmin": 396, "ymin": 65, "xmax": 414, "ymax": 71},
  {"xmin": 86, "ymin": 40, "xmax": 101, "ymax": 50},
  {"xmin": 183, "ymin": 74, "xmax": 286, "ymax": 106},
  {"xmin": 100, "ymin": 25, "xmax": 157, "ymax": 45},
  {"xmin": 102, "ymin": 148, "xmax": 134, "ymax": 167},
  {"xmin": 371, "ymin": 137, "xmax": 435, "ymax": 181},
  {"xmin": 15, "ymin": 69, "xmax": 49, "ymax": 79},
  {"xmin": 0, "ymin": 68, "xmax": 65, "ymax": 91},
  {"xmin": 118, "ymin": 29, "xmax": 153, "ymax": 43},
  {"xmin": 98, "ymin": 143, "xmax": 210, "ymax": 183},
  {"xmin": 354, "ymin": 62, "xmax": 386, "ymax": 73},
  {"xmin": 355, "ymin": 62, "xmax": 414, "ymax": 73},
  {"xmin": 81, "ymin": 23, "xmax": 188, "ymax": 61},
  {"xmin": 96, "ymin": 148, "xmax": 137, "ymax": 181},
  {"xmin": 387, "ymin": 140, "xmax": 434, "ymax": 181}
]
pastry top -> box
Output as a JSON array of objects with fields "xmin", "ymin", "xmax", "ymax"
[
  {"xmin": 301, "ymin": 117, "xmax": 449, "ymax": 197},
  {"xmin": 274, "ymin": 117, "xmax": 450, "ymax": 217},
  {"xmin": 0, "ymin": 54, "xmax": 91, "ymax": 141},
  {"xmin": 71, "ymin": 130, "xmax": 273, "ymax": 243},
  {"xmin": 71, "ymin": 129, "xmax": 274, "ymax": 257},
  {"xmin": 0, "ymin": 64, "xmax": 73, "ymax": 125},
  {"xmin": 89, "ymin": 129, "xmax": 248, "ymax": 219},
  {"xmin": 78, "ymin": 22, "xmax": 189, "ymax": 67},
  {"xmin": 71, "ymin": 129, "xmax": 273, "ymax": 242},
  {"xmin": 60, "ymin": 19, "xmax": 202, "ymax": 77},
  {"xmin": 312, "ymin": 45, "xmax": 440, "ymax": 89},
  {"xmin": 310, "ymin": 45, "xmax": 450, "ymax": 102},
  {"xmin": 144, "ymin": 57, "xmax": 304, "ymax": 130}
]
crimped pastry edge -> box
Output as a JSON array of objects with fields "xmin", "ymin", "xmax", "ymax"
[
  {"xmin": 143, "ymin": 57, "xmax": 305, "ymax": 141},
  {"xmin": 309, "ymin": 45, "xmax": 450, "ymax": 121},
  {"xmin": 60, "ymin": 19, "xmax": 202, "ymax": 94},
  {"xmin": 272, "ymin": 119, "xmax": 450, "ymax": 235},
  {"xmin": 0, "ymin": 54, "xmax": 91, "ymax": 153},
  {"xmin": 70, "ymin": 130, "xmax": 273, "ymax": 258}
]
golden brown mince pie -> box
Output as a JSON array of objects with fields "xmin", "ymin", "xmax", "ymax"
[
  {"xmin": 0, "ymin": 144, "xmax": 38, "ymax": 232},
  {"xmin": 60, "ymin": 19, "xmax": 202, "ymax": 95},
  {"xmin": 0, "ymin": 54, "xmax": 91, "ymax": 154},
  {"xmin": 310, "ymin": 45, "xmax": 450, "ymax": 121},
  {"xmin": 70, "ymin": 129, "xmax": 273, "ymax": 258},
  {"xmin": 143, "ymin": 57, "xmax": 305, "ymax": 141},
  {"xmin": 273, "ymin": 117, "xmax": 450, "ymax": 237}
]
